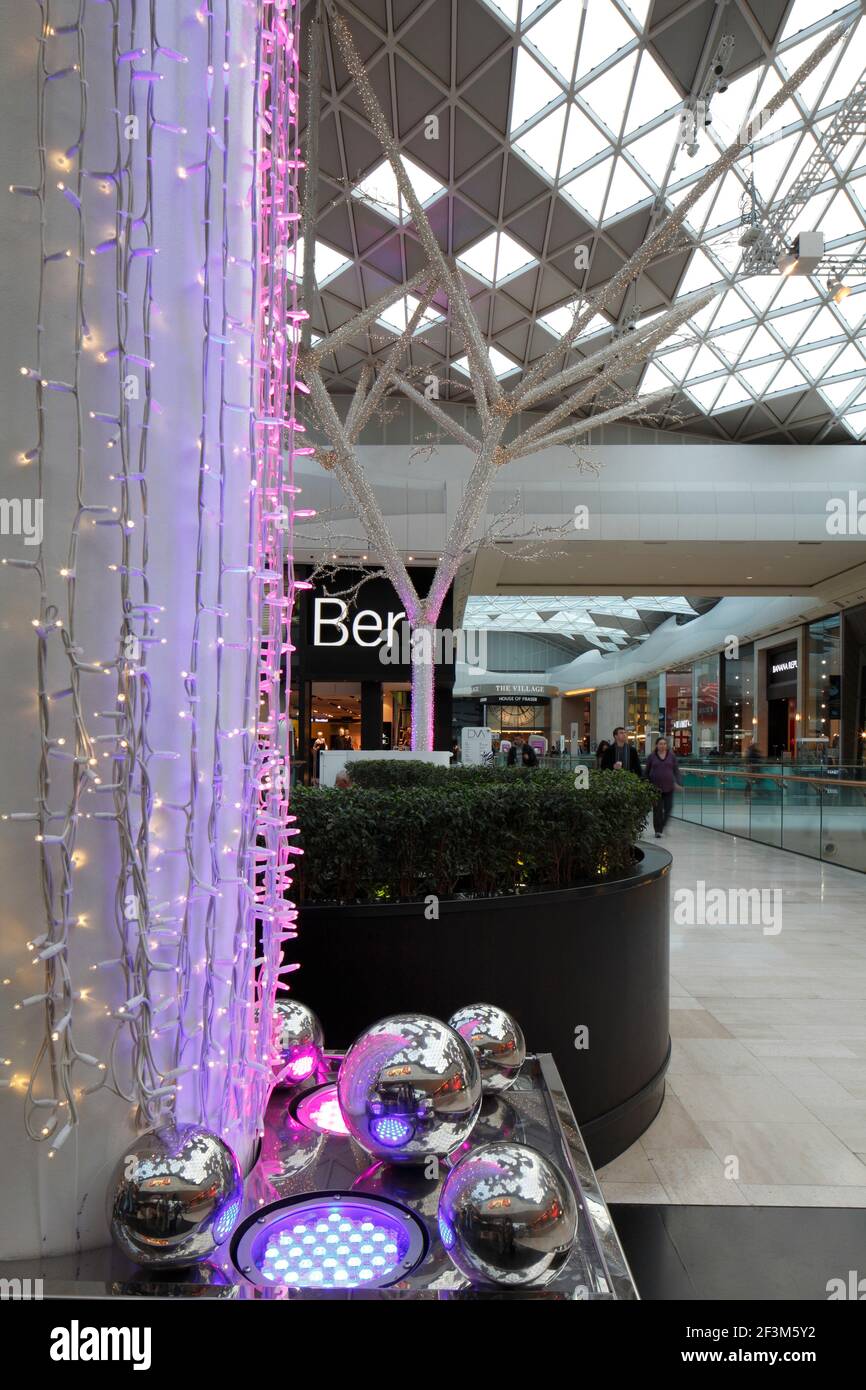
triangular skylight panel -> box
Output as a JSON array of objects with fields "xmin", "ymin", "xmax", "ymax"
[
  {"xmin": 740, "ymin": 325, "xmax": 781, "ymax": 362},
  {"xmin": 657, "ymin": 344, "xmax": 697, "ymax": 381},
  {"xmin": 561, "ymin": 103, "xmax": 609, "ymax": 174},
  {"xmin": 796, "ymin": 343, "xmax": 844, "ymax": 379},
  {"xmin": 712, "ymin": 325, "xmax": 754, "ymax": 362},
  {"xmin": 538, "ymin": 304, "xmax": 577, "ymax": 337},
  {"xmin": 714, "ymin": 377, "xmax": 752, "ymax": 412},
  {"xmin": 562, "ymin": 157, "xmax": 612, "ymax": 222},
  {"xmin": 842, "ymin": 411, "xmax": 866, "ymax": 439},
  {"xmin": 515, "ymin": 104, "xmax": 567, "ymax": 179},
  {"xmin": 704, "ymin": 172, "xmax": 750, "ymax": 232},
  {"xmin": 707, "ymin": 290, "xmax": 754, "ymax": 332},
  {"xmin": 453, "ymin": 347, "xmax": 520, "ymax": 379},
  {"xmin": 295, "ymin": 238, "xmax": 351, "ymax": 285},
  {"xmin": 797, "ymin": 305, "xmax": 843, "ymax": 345},
  {"xmin": 819, "ymin": 379, "xmax": 860, "ymax": 409},
  {"xmin": 741, "ymin": 276, "xmax": 783, "ymax": 314},
  {"xmin": 579, "ymin": 53, "xmax": 638, "ymax": 136},
  {"xmin": 766, "ymin": 360, "xmax": 806, "ymax": 395},
  {"xmin": 574, "ymin": 0, "xmax": 635, "ymax": 79},
  {"xmin": 738, "ymin": 360, "xmax": 781, "ymax": 395},
  {"xmin": 627, "ymin": 117, "xmax": 680, "ymax": 185},
  {"xmin": 511, "ymin": 46, "xmax": 562, "ymax": 130},
  {"xmin": 352, "ymin": 156, "xmax": 444, "ymax": 224},
  {"xmin": 457, "ymin": 230, "xmax": 536, "ymax": 284},
  {"xmin": 624, "ymin": 52, "xmax": 681, "ymax": 135},
  {"xmin": 604, "ymin": 160, "xmax": 653, "ymax": 219},
  {"xmin": 640, "ymin": 363, "xmax": 675, "ymax": 394},
  {"xmin": 377, "ymin": 293, "xmax": 442, "ymax": 335},
  {"xmin": 685, "ymin": 379, "xmax": 723, "ymax": 412},
  {"xmin": 677, "ymin": 249, "xmax": 724, "ymax": 295},
  {"xmin": 767, "ymin": 306, "xmax": 817, "ymax": 348},
  {"xmin": 825, "ymin": 343, "xmax": 865, "ymax": 379},
  {"xmin": 525, "ymin": 0, "xmax": 582, "ymax": 82},
  {"xmin": 827, "ymin": 22, "xmax": 866, "ymax": 104},
  {"xmin": 690, "ymin": 345, "xmax": 725, "ymax": 379},
  {"xmin": 823, "ymin": 190, "xmax": 866, "ymax": 240},
  {"xmin": 751, "ymin": 131, "xmax": 801, "ymax": 204},
  {"xmin": 769, "ymin": 275, "xmax": 820, "ymax": 313}
]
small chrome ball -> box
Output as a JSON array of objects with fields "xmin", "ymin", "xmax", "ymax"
[
  {"xmin": 337, "ymin": 1013, "xmax": 482, "ymax": 1164},
  {"xmin": 107, "ymin": 1124, "xmax": 243, "ymax": 1269},
  {"xmin": 438, "ymin": 1141, "xmax": 578, "ymax": 1287},
  {"xmin": 271, "ymin": 999, "xmax": 324, "ymax": 1086},
  {"xmin": 448, "ymin": 1003, "xmax": 526, "ymax": 1093}
]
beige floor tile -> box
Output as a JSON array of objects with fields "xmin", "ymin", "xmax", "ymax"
[
  {"xmin": 600, "ymin": 1182, "xmax": 671, "ymax": 1205},
  {"xmin": 647, "ymin": 1149, "xmax": 748, "ymax": 1205},
  {"xmin": 640, "ymin": 1090, "xmax": 710, "ymax": 1151},
  {"xmin": 666, "ymin": 1072, "xmax": 814, "ymax": 1122},
  {"xmin": 597, "ymin": 1142, "xmax": 657, "ymax": 1185},
  {"xmin": 669, "ymin": 1010, "xmax": 733, "ymax": 1039},
  {"xmin": 667, "ymin": 1038, "xmax": 767, "ymax": 1076},
  {"xmin": 698, "ymin": 1120, "xmax": 866, "ymax": 1186}
]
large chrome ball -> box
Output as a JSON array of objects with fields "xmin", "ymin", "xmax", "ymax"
[
  {"xmin": 271, "ymin": 998, "xmax": 324, "ymax": 1086},
  {"xmin": 337, "ymin": 1013, "xmax": 482, "ymax": 1164},
  {"xmin": 107, "ymin": 1124, "xmax": 243, "ymax": 1269},
  {"xmin": 448, "ymin": 1003, "xmax": 526, "ymax": 1093},
  {"xmin": 438, "ymin": 1141, "xmax": 578, "ymax": 1287}
]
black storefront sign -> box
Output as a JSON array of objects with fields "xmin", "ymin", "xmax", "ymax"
[
  {"xmin": 766, "ymin": 644, "xmax": 798, "ymax": 696},
  {"xmin": 293, "ymin": 567, "xmax": 455, "ymax": 756}
]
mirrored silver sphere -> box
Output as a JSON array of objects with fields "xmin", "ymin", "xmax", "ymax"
[
  {"xmin": 271, "ymin": 998, "xmax": 324, "ymax": 1086},
  {"xmin": 438, "ymin": 1141, "xmax": 578, "ymax": 1287},
  {"xmin": 337, "ymin": 1013, "xmax": 482, "ymax": 1164},
  {"xmin": 107, "ymin": 1124, "xmax": 243, "ymax": 1269},
  {"xmin": 448, "ymin": 1003, "xmax": 526, "ymax": 1093}
]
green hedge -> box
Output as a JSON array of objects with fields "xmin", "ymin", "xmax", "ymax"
[{"xmin": 293, "ymin": 766, "xmax": 656, "ymax": 904}]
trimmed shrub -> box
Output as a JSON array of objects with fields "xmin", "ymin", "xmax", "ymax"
[{"xmin": 293, "ymin": 767, "xmax": 656, "ymax": 904}]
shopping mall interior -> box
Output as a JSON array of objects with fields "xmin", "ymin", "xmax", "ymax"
[{"xmin": 2, "ymin": 0, "xmax": 866, "ymax": 1340}]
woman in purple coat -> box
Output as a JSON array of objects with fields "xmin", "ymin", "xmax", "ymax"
[{"xmin": 645, "ymin": 736, "xmax": 683, "ymax": 838}]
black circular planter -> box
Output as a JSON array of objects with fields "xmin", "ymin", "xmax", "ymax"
[{"xmin": 295, "ymin": 842, "xmax": 671, "ymax": 1169}]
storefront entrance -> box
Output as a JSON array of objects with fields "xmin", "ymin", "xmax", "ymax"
[{"xmin": 767, "ymin": 696, "xmax": 796, "ymax": 759}]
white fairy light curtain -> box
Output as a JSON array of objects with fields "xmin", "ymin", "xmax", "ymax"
[{"xmin": 1, "ymin": 0, "xmax": 302, "ymax": 1255}]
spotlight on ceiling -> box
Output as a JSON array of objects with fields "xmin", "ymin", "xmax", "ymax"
[
  {"xmin": 828, "ymin": 275, "xmax": 852, "ymax": 305},
  {"xmin": 778, "ymin": 231, "xmax": 824, "ymax": 276}
]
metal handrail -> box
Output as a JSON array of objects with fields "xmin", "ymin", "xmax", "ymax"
[{"xmin": 681, "ymin": 768, "xmax": 866, "ymax": 790}]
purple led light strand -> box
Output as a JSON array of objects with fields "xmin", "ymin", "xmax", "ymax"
[{"xmin": 248, "ymin": 0, "xmax": 304, "ymax": 1130}]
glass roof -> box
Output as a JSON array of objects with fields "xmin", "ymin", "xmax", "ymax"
[
  {"xmin": 475, "ymin": 0, "xmax": 866, "ymax": 439},
  {"xmin": 376, "ymin": 293, "xmax": 444, "ymax": 336},
  {"xmin": 352, "ymin": 155, "xmax": 445, "ymax": 224},
  {"xmin": 463, "ymin": 594, "xmax": 702, "ymax": 649}
]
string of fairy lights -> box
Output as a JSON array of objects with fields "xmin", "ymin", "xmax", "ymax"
[{"xmin": 4, "ymin": 0, "xmax": 302, "ymax": 1161}]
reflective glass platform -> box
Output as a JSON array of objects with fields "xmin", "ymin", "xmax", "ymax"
[{"xmin": 0, "ymin": 1054, "xmax": 637, "ymax": 1300}]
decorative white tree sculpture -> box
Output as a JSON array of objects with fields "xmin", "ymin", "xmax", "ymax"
[{"xmin": 299, "ymin": 3, "xmax": 852, "ymax": 751}]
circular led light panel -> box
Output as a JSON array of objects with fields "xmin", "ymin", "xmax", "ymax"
[
  {"xmin": 233, "ymin": 1193, "xmax": 427, "ymax": 1291},
  {"xmin": 294, "ymin": 1083, "xmax": 350, "ymax": 1137}
]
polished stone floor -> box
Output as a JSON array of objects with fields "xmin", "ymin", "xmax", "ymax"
[{"xmin": 598, "ymin": 818, "xmax": 866, "ymax": 1208}]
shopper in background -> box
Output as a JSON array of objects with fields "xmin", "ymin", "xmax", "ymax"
[
  {"xmin": 451, "ymin": 739, "xmax": 461, "ymax": 764},
  {"xmin": 601, "ymin": 726, "xmax": 642, "ymax": 776},
  {"xmin": 595, "ymin": 739, "xmax": 611, "ymax": 769},
  {"xmin": 507, "ymin": 734, "xmax": 538, "ymax": 768},
  {"xmin": 645, "ymin": 735, "xmax": 683, "ymax": 838}
]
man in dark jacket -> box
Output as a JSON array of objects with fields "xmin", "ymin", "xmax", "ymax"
[
  {"xmin": 507, "ymin": 735, "xmax": 538, "ymax": 768},
  {"xmin": 600, "ymin": 726, "xmax": 642, "ymax": 776}
]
